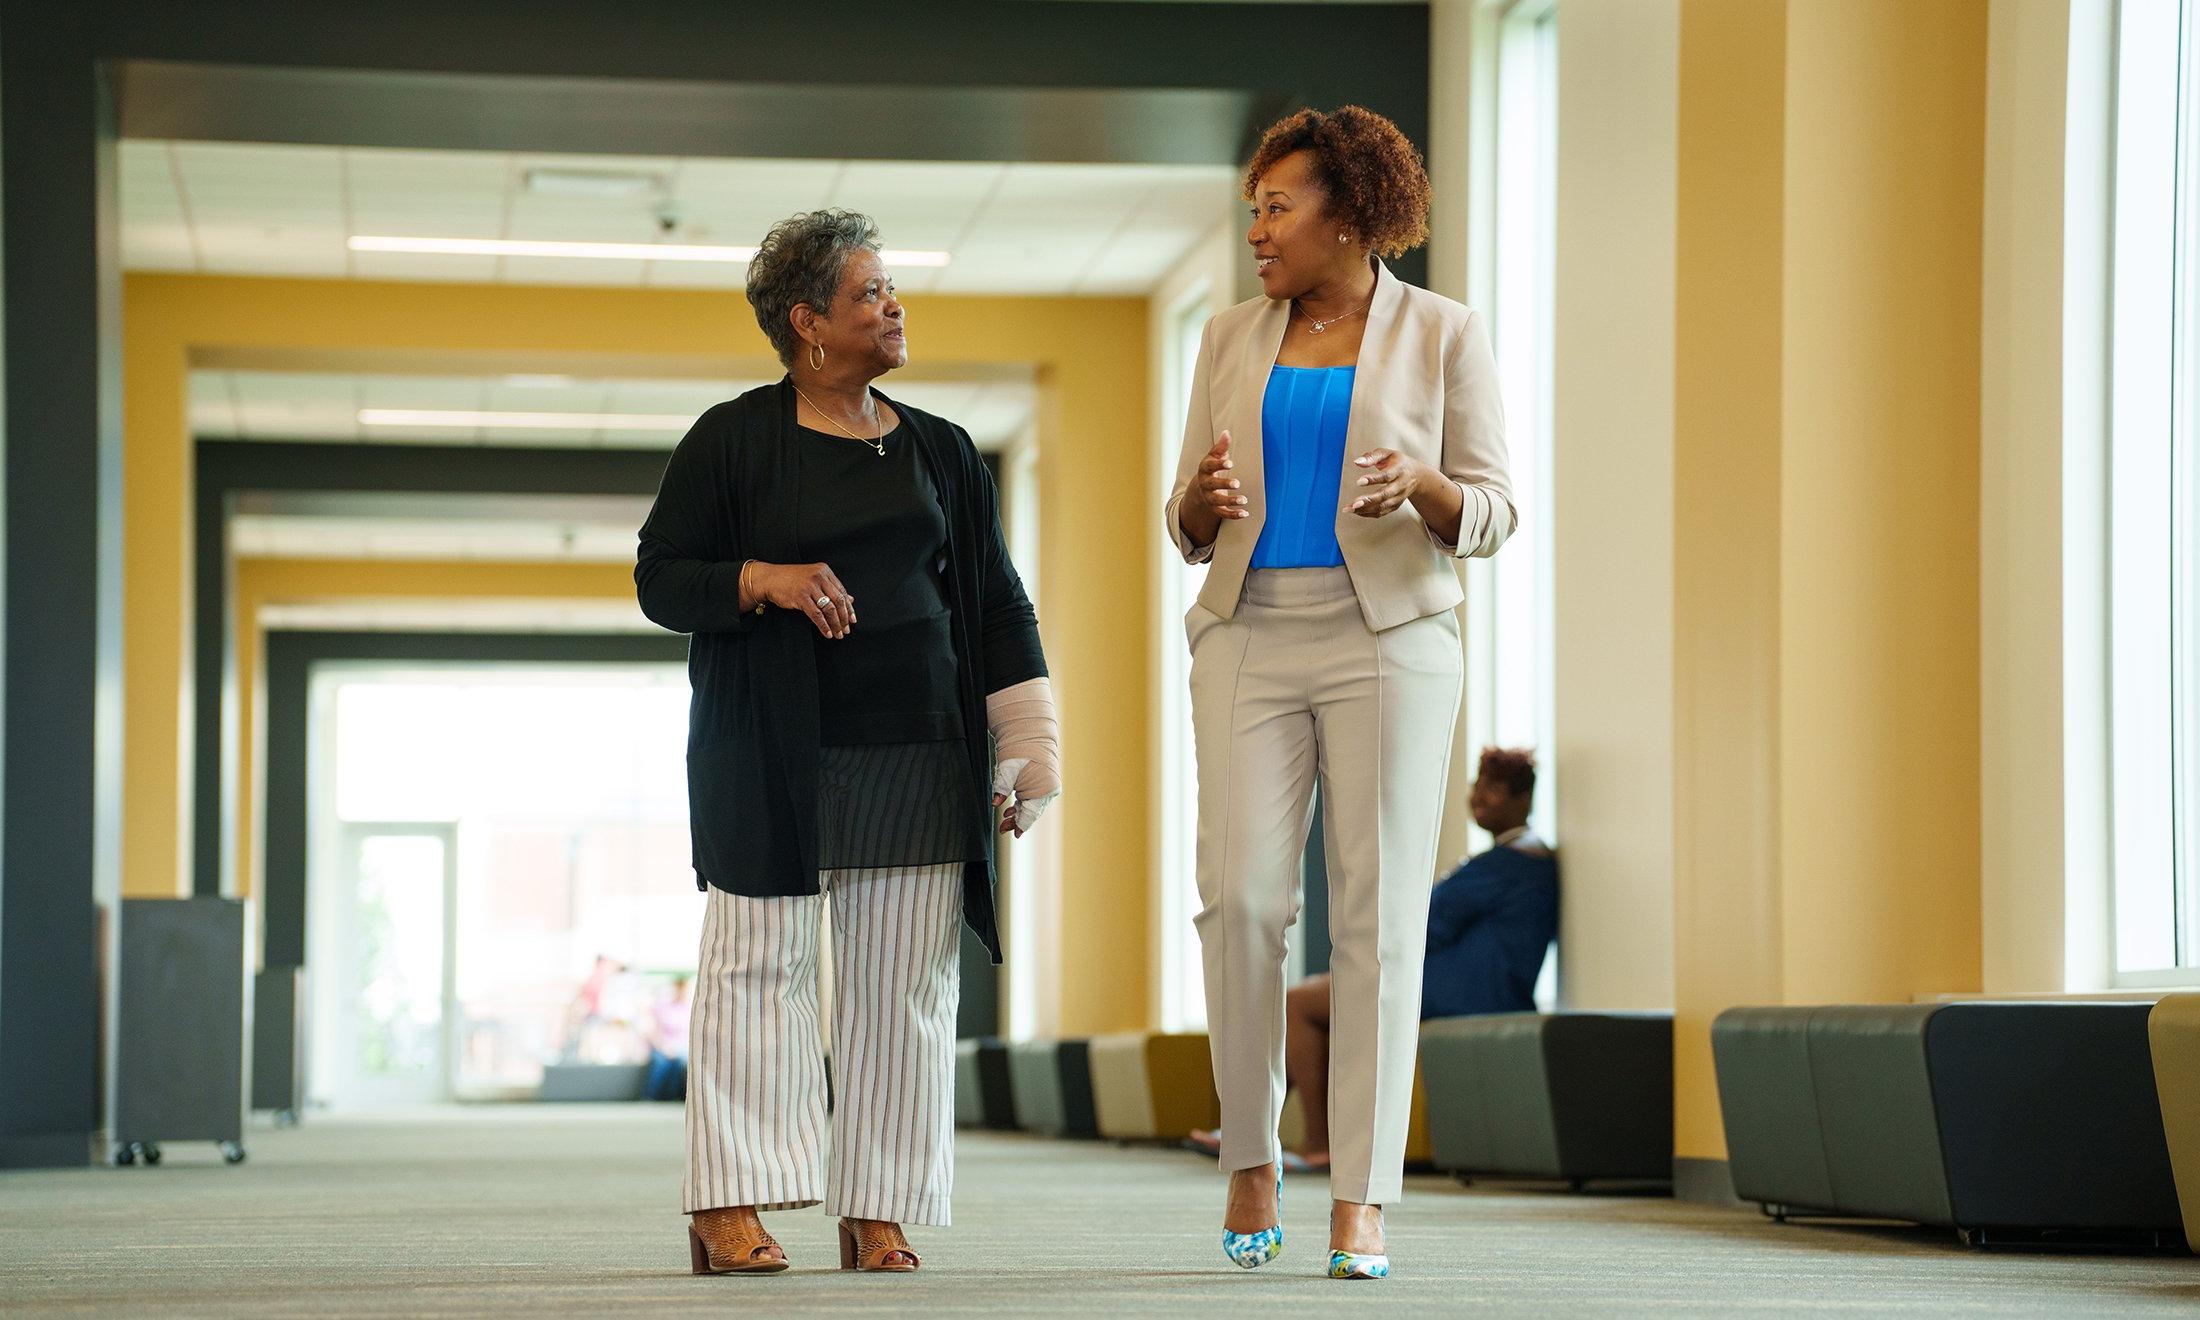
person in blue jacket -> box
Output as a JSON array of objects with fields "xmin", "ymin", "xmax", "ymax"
[{"xmin": 1196, "ymin": 746, "xmax": 1555, "ymax": 1172}]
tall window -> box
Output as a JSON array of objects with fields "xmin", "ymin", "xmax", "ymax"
[
  {"xmin": 2110, "ymin": 0, "xmax": 2200, "ymax": 981},
  {"xmin": 307, "ymin": 665, "xmax": 695, "ymax": 1105},
  {"xmin": 1158, "ymin": 286, "xmax": 1214, "ymax": 1029},
  {"xmin": 1465, "ymin": 0, "xmax": 1560, "ymax": 854}
]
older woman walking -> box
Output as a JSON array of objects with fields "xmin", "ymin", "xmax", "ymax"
[
  {"xmin": 637, "ymin": 209, "xmax": 1059, "ymax": 1276},
  {"xmin": 1168, "ymin": 106, "xmax": 1513, "ymax": 1279}
]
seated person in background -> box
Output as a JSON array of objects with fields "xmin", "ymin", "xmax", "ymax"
[
  {"xmin": 1194, "ymin": 747, "xmax": 1557, "ymax": 1171},
  {"xmin": 1419, "ymin": 746, "xmax": 1557, "ymax": 1022},
  {"xmin": 644, "ymin": 974, "xmax": 694, "ymax": 1103}
]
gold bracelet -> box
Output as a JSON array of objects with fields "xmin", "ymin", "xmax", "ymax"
[{"xmin": 741, "ymin": 559, "xmax": 765, "ymax": 616}]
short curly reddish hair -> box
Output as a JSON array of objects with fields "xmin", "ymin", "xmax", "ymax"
[{"xmin": 1242, "ymin": 106, "xmax": 1432, "ymax": 259}]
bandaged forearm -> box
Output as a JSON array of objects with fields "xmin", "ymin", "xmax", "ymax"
[{"xmin": 986, "ymin": 676, "xmax": 1060, "ymax": 833}]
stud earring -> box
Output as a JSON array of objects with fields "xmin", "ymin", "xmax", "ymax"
[{"xmin": 1338, "ymin": 232, "xmax": 1351, "ymax": 244}]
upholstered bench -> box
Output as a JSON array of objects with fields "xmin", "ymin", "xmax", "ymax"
[
  {"xmin": 1714, "ymin": 1002, "xmax": 2182, "ymax": 1244},
  {"xmin": 1419, "ymin": 1012, "xmax": 1673, "ymax": 1187},
  {"xmin": 953, "ymin": 1037, "xmax": 1017, "ymax": 1131},
  {"xmin": 1276, "ymin": 1064, "xmax": 1436, "ymax": 1165},
  {"xmin": 2146, "ymin": 993, "xmax": 2200, "ymax": 1251},
  {"xmin": 537, "ymin": 1063, "xmax": 648, "ymax": 1102},
  {"xmin": 1088, "ymin": 1031, "xmax": 1219, "ymax": 1141},
  {"xmin": 1008, "ymin": 1038, "xmax": 1099, "ymax": 1138}
]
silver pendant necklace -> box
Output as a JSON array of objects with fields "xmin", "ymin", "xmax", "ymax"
[{"xmin": 1298, "ymin": 298, "xmax": 1369, "ymax": 335}]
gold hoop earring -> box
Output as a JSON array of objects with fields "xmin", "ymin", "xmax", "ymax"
[{"xmin": 810, "ymin": 341, "xmax": 825, "ymax": 371}]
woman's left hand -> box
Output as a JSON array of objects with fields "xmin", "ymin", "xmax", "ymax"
[
  {"xmin": 1348, "ymin": 449, "xmax": 1429, "ymax": 517},
  {"xmin": 992, "ymin": 759, "xmax": 1058, "ymax": 838}
]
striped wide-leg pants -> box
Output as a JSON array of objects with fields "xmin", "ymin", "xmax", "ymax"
[{"xmin": 682, "ymin": 863, "xmax": 963, "ymax": 1225}]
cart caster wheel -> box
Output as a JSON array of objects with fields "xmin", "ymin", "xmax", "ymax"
[
  {"xmin": 113, "ymin": 1144, "xmax": 136, "ymax": 1166},
  {"xmin": 273, "ymin": 1109, "xmax": 299, "ymax": 1129},
  {"xmin": 220, "ymin": 1142, "xmax": 246, "ymax": 1165},
  {"xmin": 141, "ymin": 1143, "xmax": 162, "ymax": 1166}
]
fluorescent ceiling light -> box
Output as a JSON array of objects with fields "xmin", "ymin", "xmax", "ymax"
[
  {"xmin": 348, "ymin": 235, "xmax": 952, "ymax": 267},
  {"xmin": 360, "ymin": 408, "xmax": 692, "ymax": 431}
]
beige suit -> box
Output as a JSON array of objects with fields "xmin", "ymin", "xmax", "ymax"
[
  {"xmin": 1165, "ymin": 260, "xmax": 1514, "ymax": 628},
  {"xmin": 1166, "ymin": 260, "xmax": 1513, "ymax": 1205}
]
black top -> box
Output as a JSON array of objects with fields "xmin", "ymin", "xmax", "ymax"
[
  {"xmin": 633, "ymin": 380, "xmax": 1047, "ymax": 961},
  {"xmin": 795, "ymin": 423, "xmax": 964, "ymax": 745}
]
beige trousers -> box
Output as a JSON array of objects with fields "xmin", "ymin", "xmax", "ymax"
[
  {"xmin": 683, "ymin": 864, "xmax": 963, "ymax": 1225},
  {"xmin": 1188, "ymin": 566, "xmax": 1461, "ymax": 1205}
]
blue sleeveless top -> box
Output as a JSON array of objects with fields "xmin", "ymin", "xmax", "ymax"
[{"xmin": 1249, "ymin": 365, "xmax": 1355, "ymax": 569}]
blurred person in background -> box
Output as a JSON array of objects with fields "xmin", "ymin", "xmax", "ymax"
[{"xmin": 643, "ymin": 975, "xmax": 693, "ymax": 1102}]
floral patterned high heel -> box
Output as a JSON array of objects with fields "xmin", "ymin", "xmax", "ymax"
[
  {"xmin": 1221, "ymin": 1166, "xmax": 1284, "ymax": 1269},
  {"xmin": 1327, "ymin": 1206, "xmax": 1388, "ymax": 1279}
]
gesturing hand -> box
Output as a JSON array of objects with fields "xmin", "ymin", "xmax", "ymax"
[
  {"xmin": 746, "ymin": 561, "xmax": 857, "ymax": 639},
  {"xmin": 1348, "ymin": 449, "xmax": 1428, "ymax": 518},
  {"xmin": 1197, "ymin": 431, "xmax": 1250, "ymax": 521}
]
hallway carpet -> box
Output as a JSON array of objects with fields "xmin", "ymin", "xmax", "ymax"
[{"xmin": 0, "ymin": 1104, "xmax": 2193, "ymax": 1316}]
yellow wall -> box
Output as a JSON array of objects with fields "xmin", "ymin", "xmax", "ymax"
[
  {"xmin": 124, "ymin": 274, "xmax": 1153, "ymax": 1031},
  {"xmin": 1668, "ymin": 0, "xmax": 1987, "ymax": 1162}
]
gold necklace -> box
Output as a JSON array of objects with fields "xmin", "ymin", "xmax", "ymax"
[{"xmin": 792, "ymin": 382, "xmax": 886, "ymax": 456}]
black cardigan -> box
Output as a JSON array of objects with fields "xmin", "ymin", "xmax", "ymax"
[{"xmin": 634, "ymin": 379, "xmax": 1048, "ymax": 962}]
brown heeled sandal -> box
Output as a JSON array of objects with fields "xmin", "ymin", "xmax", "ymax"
[
  {"xmin": 838, "ymin": 1218, "xmax": 920, "ymax": 1272},
  {"xmin": 688, "ymin": 1207, "xmax": 789, "ymax": 1275}
]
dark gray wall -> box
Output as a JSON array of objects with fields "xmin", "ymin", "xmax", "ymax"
[{"xmin": 0, "ymin": 8, "xmax": 125, "ymax": 1170}]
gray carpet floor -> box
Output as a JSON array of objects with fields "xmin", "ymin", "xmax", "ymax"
[{"xmin": 0, "ymin": 1104, "xmax": 2194, "ymax": 1316}]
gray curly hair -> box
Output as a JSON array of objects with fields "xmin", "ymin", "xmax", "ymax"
[{"xmin": 745, "ymin": 209, "xmax": 884, "ymax": 366}]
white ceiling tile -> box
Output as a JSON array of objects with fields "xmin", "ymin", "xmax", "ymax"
[
  {"xmin": 195, "ymin": 242, "xmax": 348, "ymax": 279},
  {"xmin": 480, "ymin": 378, "xmax": 610, "ymax": 413},
  {"xmin": 600, "ymin": 380, "xmax": 741, "ymax": 414},
  {"xmin": 124, "ymin": 142, "xmax": 1233, "ymax": 296},
  {"xmin": 355, "ymin": 374, "xmax": 481, "ymax": 413},
  {"xmin": 122, "ymin": 229, "xmax": 200, "ymax": 271}
]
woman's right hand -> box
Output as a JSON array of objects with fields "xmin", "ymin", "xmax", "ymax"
[
  {"xmin": 1180, "ymin": 430, "xmax": 1248, "ymax": 546},
  {"xmin": 742, "ymin": 561, "xmax": 857, "ymax": 639}
]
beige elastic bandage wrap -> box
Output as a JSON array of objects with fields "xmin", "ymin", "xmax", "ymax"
[{"xmin": 985, "ymin": 676, "xmax": 1060, "ymax": 833}]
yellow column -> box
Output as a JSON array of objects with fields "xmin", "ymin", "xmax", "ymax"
[
  {"xmin": 1776, "ymin": 0, "xmax": 1985, "ymax": 1003},
  {"xmin": 1670, "ymin": 0, "xmax": 1987, "ymax": 1168},
  {"xmin": 120, "ymin": 286, "xmax": 195, "ymax": 897},
  {"xmin": 1672, "ymin": 0, "xmax": 1790, "ymax": 1164}
]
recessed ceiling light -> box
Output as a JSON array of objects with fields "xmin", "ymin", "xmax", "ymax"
[
  {"xmin": 348, "ymin": 236, "xmax": 952, "ymax": 267},
  {"xmin": 360, "ymin": 408, "xmax": 692, "ymax": 431}
]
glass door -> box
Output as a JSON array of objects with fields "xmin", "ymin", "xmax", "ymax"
[{"xmin": 330, "ymin": 823, "xmax": 458, "ymax": 1106}]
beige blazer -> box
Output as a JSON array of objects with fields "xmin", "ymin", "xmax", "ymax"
[{"xmin": 1164, "ymin": 260, "xmax": 1514, "ymax": 632}]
